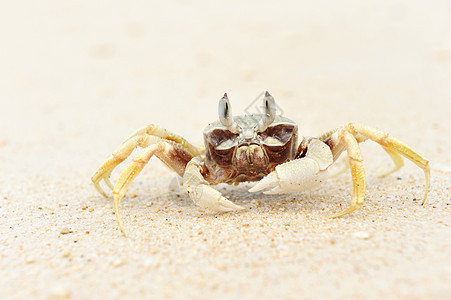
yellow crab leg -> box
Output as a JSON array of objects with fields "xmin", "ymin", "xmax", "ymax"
[
  {"xmin": 123, "ymin": 124, "xmax": 201, "ymax": 157},
  {"xmin": 113, "ymin": 143, "xmax": 160, "ymax": 236},
  {"xmin": 92, "ymin": 135, "xmax": 152, "ymax": 197},
  {"xmin": 379, "ymin": 147, "xmax": 404, "ymax": 178},
  {"xmin": 92, "ymin": 124, "xmax": 201, "ymax": 197},
  {"xmin": 112, "ymin": 140, "xmax": 194, "ymax": 236},
  {"xmin": 329, "ymin": 131, "xmax": 366, "ymax": 218},
  {"xmin": 345, "ymin": 123, "xmax": 430, "ymax": 204},
  {"xmin": 323, "ymin": 123, "xmax": 430, "ymax": 217}
]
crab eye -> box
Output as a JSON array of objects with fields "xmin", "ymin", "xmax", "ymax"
[
  {"xmin": 218, "ymin": 93, "xmax": 233, "ymax": 127},
  {"xmin": 263, "ymin": 91, "xmax": 276, "ymax": 126},
  {"xmin": 257, "ymin": 91, "xmax": 276, "ymax": 131}
]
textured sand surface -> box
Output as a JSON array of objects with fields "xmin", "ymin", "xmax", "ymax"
[{"xmin": 1, "ymin": 1, "xmax": 450, "ymax": 299}]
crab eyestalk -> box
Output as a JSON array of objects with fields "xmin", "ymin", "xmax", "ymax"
[
  {"xmin": 218, "ymin": 93, "xmax": 239, "ymax": 133},
  {"xmin": 258, "ymin": 91, "xmax": 276, "ymax": 131}
]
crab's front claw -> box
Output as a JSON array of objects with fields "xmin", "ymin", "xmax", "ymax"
[
  {"xmin": 249, "ymin": 158, "xmax": 328, "ymax": 194},
  {"xmin": 187, "ymin": 184, "xmax": 244, "ymax": 212},
  {"xmin": 249, "ymin": 139, "xmax": 333, "ymax": 194},
  {"xmin": 183, "ymin": 157, "xmax": 244, "ymax": 213}
]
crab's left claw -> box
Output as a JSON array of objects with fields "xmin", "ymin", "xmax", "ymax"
[
  {"xmin": 249, "ymin": 139, "xmax": 333, "ymax": 194},
  {"xmin": 249, "ymin": 157, "xmax": 329, "ymax": 194}
]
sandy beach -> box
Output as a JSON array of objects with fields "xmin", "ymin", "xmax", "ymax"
[{"xmin": 0, "ymin": 1, "xmax": 450, "ymax": 299}]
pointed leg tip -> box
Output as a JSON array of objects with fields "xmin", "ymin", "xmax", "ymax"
[
  {"xmin": 104, "ymin": 177, "xmax": 114, "ymax": 190},
  {"xmin": 327, "ymin": 213, "xmax": 341, "ymax": 219},
  {"xmin": 328, "ymin": 204, "xmax": 362, "ymax": 219},
  {"xmin": 421, "ymin": 193, "xmax": 428, "ymax": 205},
  {"xmin": 94, "ymin": 183, "xmax": 109, "ymax": 198}
]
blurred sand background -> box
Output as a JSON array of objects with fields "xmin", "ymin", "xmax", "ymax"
[{"xmin": 0, "ymin": 1, "xmax": 450, "ymax": 299}]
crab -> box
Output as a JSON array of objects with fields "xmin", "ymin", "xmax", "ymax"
[{"xmin": 92, "ymin": 92, "xmax": 430, "ymax": 236}]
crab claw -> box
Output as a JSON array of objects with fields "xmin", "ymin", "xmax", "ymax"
[
  {"xmin": 187, "ymin": 184, "xmax": 244, "ymax": 212},
  {"xmin": 183, "ymin": 157, "xmax": 244, "ymax": 212},
  {"xmin": 248, "ymin": 172, "xmax": 280, "ymax": 193},
  {"xmin": 249, "ymin": 158, "xmax": 328, "ymax": 194},
  {"xmin": 249, "ymin": 139, "xmax": 333, "ymax": 194}
]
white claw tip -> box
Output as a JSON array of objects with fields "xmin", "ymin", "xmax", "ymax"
[{"xmin": 249, "ymin": 172, "xmax": 279, "ymax": 193}]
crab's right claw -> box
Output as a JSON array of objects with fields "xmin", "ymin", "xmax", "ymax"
[{"xmin": 187, "ymin": 184, "xmax": 244, "ymax": 212}]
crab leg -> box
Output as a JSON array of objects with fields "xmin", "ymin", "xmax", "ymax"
[
  {"xmin": 323, "ymin": 123, "xmax": 430, "ymax": 217},
  {"xmin": 92, "ymin": 125, "xmax": 200, "ymax": 197},
  {"xmin": 328, "ymin": 131, "xmax": 365, "ymax": 218},
  {"xmin": 352, "ymin": 124, "xmax": 430, "ymax": 203},
  {"xmin": 183, "ymin": 157, "xmax": 244, "ymax": 212},
  {"xmin": 329, "ymin": 145, "xmax": 403, "ymax": 178},
  {"xmin": 92, "ymin": 135, "xmax": 153, "ymax": 197},
  {"xmin": 123, "ymin": 124, "xmax": 202, "ymax": 157},
  {"xmin": 379, "ymin": 147, "xmax": 404, "ymax": 178},
  {"xmin": 112, "ymin": 140, "xmax": 194, "ymax": 236}
]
